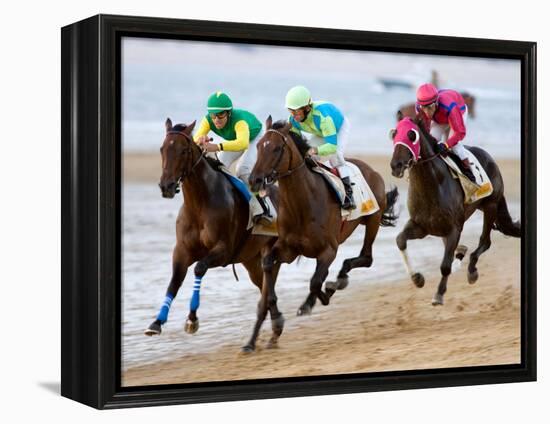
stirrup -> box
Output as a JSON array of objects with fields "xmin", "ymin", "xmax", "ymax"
[
  {"xmin": 342, "ymin": 196, "xmax": 356, "ymax": 210},
  {"xmin": 464, "ymin": 171, "xmax": 477, "ymax": 183}
]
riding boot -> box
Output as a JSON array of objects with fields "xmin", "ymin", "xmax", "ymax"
[
  {"xmin": 341, "ymin": 176, "xmax": 356, "ymax": 210},
  {"xmin": 461, "ymin": 159, "xmax": 477, "ymax": 183},
  {"xmin": 253, "ymin": 194, "xmax": 274, "ymax": 226}
]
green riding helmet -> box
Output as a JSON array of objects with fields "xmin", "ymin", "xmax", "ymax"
[
  {"xmin": 207, "ymin": 91, "xmax": 233, "ymax": 114},
  {"xmin": 285, "ymin": 85, "xmax": 311, "ymax": 110}
]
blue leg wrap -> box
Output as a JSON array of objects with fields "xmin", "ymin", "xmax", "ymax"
[
  {"xmin": 156, "ymin": 294, "xmax": 174, "ymax": 324},
  {"xmin": 190, "ymin": 276, "xmax": 202, "ymax": 312}
]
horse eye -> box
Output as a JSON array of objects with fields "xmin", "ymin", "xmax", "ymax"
[{"xmin": 273, "ymin": 146, "xmax": 282, "ymax": 153}]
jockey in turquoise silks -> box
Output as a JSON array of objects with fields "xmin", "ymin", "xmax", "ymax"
[{"xmin": 285, "ymin": 85, "xmax": 356, "ymax": 209}]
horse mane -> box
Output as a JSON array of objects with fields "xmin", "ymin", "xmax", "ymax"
[
  {"xmin": 272, "ymin": 120, "xmax": 311, "ymax": 157},
  {"xmin": 204, "ymin": 155, "xmax": 224, "ymax": 170},
  {"xmin": 412, "ymin": 116, "xmax": 437, "ymax": 146}
]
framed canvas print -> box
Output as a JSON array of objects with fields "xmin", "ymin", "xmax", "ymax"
[{"xmin": 61, "ymin": 14, "xmax": 536, "ymax": 409}]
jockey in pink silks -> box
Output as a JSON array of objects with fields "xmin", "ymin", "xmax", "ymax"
[{"xmin": 415, "ymin": 83, "xmax": 476, "ymax": 182}]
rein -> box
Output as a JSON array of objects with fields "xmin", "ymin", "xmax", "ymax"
[
  {"xmin": 262, "ymin": 128, "xmax": 306, "ymax": 183},
  {"xmin": 166, "ymin": 130, "xmax": 205, "ymax": 185},
  {"xmin": 416, "ymin": 151, "xmax": 441, "ymax": 165}
]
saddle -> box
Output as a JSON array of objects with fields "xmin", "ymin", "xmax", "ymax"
[
  {"xmin": 440, "ymin": 149, "xmax": 493, "ymax": 204},
  {"xmin": 309, "ymin": 160, "xmax": 380, "ymax": 220},
  {"xmin": 217, "ymin": 166, "xmax": 278, "ymax": 236}
]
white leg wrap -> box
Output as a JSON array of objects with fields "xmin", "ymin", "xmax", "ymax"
[
  {"xmin": 451, "ymin": 258, "xmax": 463, "ymax": 273},
  {"xmin": 400, "ymin": 249, "xmax": 415, "ymax": 276}
]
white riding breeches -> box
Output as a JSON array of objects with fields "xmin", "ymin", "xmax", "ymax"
[
  {"xmin": 430, "ymin": 106, "xmax": 469, "ymax": 160},
  {"xmin": 308, "ymin": 118, "xmax": 351, "ymax": 178},
  {"xmin": 216, "ymin": 132, "xmax": 262, "ymax": 184}
]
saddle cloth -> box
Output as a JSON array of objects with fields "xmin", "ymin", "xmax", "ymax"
[
  {"xmin": 441, "ymin": 149, "xmax": 493, "ymax": 204},
  {"xmin": 311, "ymin": 161, "xmax": 380, "ymax": 221},
  {"xmin": 219, "ymin": 166, "xmax": 278, "ymax": 236}
]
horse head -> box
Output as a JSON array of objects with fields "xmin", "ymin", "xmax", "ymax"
[
  {"xmin": 249, "ymin": 116, "xmax": 307, "ymax": 191},
  {"xmin": 159, "ymin": 118, "xmax": 197, "ymax": 198},
  {"xmin": 389, "ymin": 112, "xmax": 438, "ymax": 178}
]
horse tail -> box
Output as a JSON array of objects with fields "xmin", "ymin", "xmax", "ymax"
[
  {"xmin": 493, "ymin": 195, "xmax": 521, "ymax": 237},
  {"xmin": 380, "ymin": 187, "xmax": 399, "ymax": 227}
]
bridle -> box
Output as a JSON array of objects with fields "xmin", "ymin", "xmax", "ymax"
[
  {"xmin": 165, "ymin": 130, "xmax": 205, "ymax": 190},
  {"xmin": 393, "ymin": 125, "xmax": 441, "ymax": 172},
  {"xmin": 260, "ymin": 128, "xmax": 305, "ymax": 184}
]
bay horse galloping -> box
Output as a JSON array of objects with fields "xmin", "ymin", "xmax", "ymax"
[
  {"xmin": 145, "ymin": 119, "xmax": 285, "ymax": 349},
  {"xmin": 244, "ymin": 117, "xmax": 398, "ymax": 352},
  {"xmin": 389, "ymin": 114, "xmax": 520, "ymax": 305}
]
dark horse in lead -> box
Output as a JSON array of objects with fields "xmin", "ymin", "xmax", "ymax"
[
  {"xmin": 145, "ymin": 119, "xmax": 284, "ymax": 348},
  {"xmin": 245, "ymin": 117, "xmax": 398, "ymax": 352},
  {"xmin": 390, "ymin": 114, "xmax": 520, "ymax": 305}
]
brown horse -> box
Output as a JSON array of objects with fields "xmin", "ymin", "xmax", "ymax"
[
  {"xmin": 144, "ymin": 118, "xmax": 285, "ymax": 348},
  {"xmin": 244, "ymin": 117, "xmax": 398, "ymax": 352},
  {"xmin": 389, "ymin": 114, "xmax": 520, "ymax": 305},
  {"xmin": 398, "ymin": 92, "xmax": 476, "ymax": 120}
]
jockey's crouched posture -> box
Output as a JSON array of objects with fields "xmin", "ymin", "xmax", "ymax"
[
  {"xmin": 285, "ymin": 86, "xmax": 356, "ymax": 209},
  {"xmin": 415, "ymin": 83, "xmax": 476, "ymax": 182},
  {"xmin": 194, "ymin": 91, "xmax": 273, "ymax": 224}
]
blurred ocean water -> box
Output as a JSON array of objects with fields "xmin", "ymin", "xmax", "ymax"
[{"xmin": 122, "ymin": 38, "xmax": 521, "ymax": 158}]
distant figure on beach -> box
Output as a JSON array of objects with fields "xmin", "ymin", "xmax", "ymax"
[
  {"xmin": 193, "ymin": 91, "xmax": 273, "ymax": 224},
  {"xmin": 285, "ymin": 85, "xmax": 356, "ymax": 209},
  {"xmin": 414, "ymin": 83, "xmax": 476, "ymax": 182}
]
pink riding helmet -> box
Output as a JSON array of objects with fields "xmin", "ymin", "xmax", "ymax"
[{"xmin": 416, "ymin": 83, "xmax": 439, "ymax": 105}]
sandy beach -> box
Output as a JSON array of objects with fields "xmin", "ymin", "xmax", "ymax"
[
  {"xmin": 122, "ymin": 153, "xmax": 521, "ymax": 387},
  {"xmin": 123, "ymin": 152, "xmax": 521, "ymax": 199}
]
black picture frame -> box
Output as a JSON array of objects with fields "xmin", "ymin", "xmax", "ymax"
[{"xmin": 61, "ymin": 14, "xmax": 536, "ymax": 409}]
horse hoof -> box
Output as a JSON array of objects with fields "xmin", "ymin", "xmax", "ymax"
[
  {"xmin": 271, "ymin": 314, "xmax": 285, "ymax": 336},
  {"xmin": 241, "ymin": 344, "xmax": 255, "ymax": 354},
  {"xmin": 318, "ymin": 291, "xmax": 330, "ymax": 306},
  {"xmin": 411, "ymin": 272, "xmax": 425, "ymax": 288},
  {"xmin": 431, "ymin": 294, "xmax": 444, "ymax": 306},
  {"xmin": 326, "ymin": 276, "xmax": 349, "ymax": 292},
  {"xmin": 184, "ymin": 318, "xmax": 199, "ymax": 334},
  {"xmin": 297, "ymin": 304, "xmax": 312, "ymax": 316},
  {"xmin": 468, "ymin": 270, "xmax": 479, "ymax": 284},
  {"xmin": 266, "ymin": 339, "xmax": 279, "ymax": 349},
  {"xmin": 455, "ymin": 245, "xmax": 468, "ymax": 260},
  {"xmin": 336, "ymin": 276, "xmax": 349, "ymax": 290},
  {"xmin": 324, "ymin": 281, "xmax": 338, "ymax": 292},
  {"xmin": 144, "ymin": 322, "xmax": 162, "ymax": 336}
]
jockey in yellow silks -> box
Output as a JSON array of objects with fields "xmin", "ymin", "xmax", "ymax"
[{"xmin": 193, "ymin": 91, "xmax": 273, "ymax": 224}]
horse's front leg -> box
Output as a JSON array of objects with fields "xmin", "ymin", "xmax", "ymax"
[
  {"xmin": 396, "ymin": 219, "xmax": 428, "ymax": 288},
  {"xmin": 242, "ymin": 243, "xmax": 295, "ymax": 353},
  {"xmin": 298, "ymin": 247, "xmax": 337, "ymax": 316},
  {"xmin": 432, "ymin": 228, "xmax": 461, "ymax": 306},
  {"xmin": 145, "ymin": 245, "xmax": 190, "ymax": 336},
  {"xmin": 184, "ymin": 243, "xmax": 228, "ymax": 334}
]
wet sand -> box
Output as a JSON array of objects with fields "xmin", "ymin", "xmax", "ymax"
[{"xmin": 122, "ymin": 153, "xmax": 521, "ymax": 387}]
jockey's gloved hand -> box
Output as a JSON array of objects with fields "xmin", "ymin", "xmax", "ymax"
[{"xmin": 435, "ymin": 142, "xmax": 449, "ymax": 155}]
